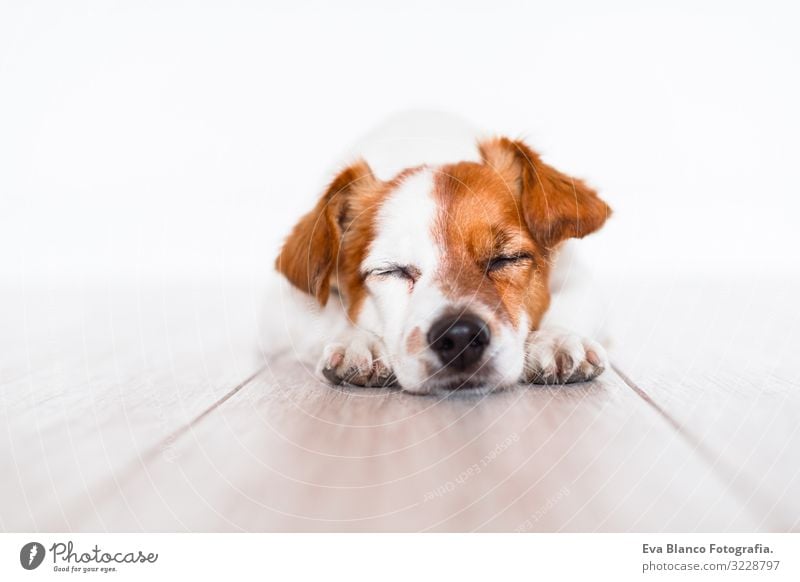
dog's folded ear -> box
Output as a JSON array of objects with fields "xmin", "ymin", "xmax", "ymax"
[
  {"xmin": 479, "ymin": 137, "xmax": 611, "ymax": 250},
  {"xmin": 275, "ymin": 160, "xmax": 376, "ymax": 305}
]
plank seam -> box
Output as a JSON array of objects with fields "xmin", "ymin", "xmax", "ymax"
[
  {"xmin": 611, "ymin": 362, "xmax": 789, "ymax": 530},
  {"xmin": 80, "ymin": 365, "xmax": 266, "ymax": 523},
  {"xmin": 154, "ymin": 365, "xmax": 266, "ymax": 458}
]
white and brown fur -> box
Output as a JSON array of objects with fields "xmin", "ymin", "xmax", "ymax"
[{"xmin": 263, "ymin": 114, "xmax": 612, "ymax": 394}]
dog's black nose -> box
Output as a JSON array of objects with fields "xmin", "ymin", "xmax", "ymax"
[{"xmin": 427, "ymin": 315, "xmax": 490, "ymax": 371}]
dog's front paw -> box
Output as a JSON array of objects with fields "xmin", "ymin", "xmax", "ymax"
[
  {"xmin": 319, "ymin": 336, "xmax": 397, "ymax": 387},
  {"xmin": 523, "ymin": 328, "xmax": 607, "ymax": 385}
]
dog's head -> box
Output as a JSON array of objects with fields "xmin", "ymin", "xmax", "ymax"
[{"xmin": 276, "ymin": 137, "xmax": 611, "ymax": 393}]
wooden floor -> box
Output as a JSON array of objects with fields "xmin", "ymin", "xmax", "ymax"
[{"xmin": 1, "ymin": 275, "xmax": 798, "ymax": 532}]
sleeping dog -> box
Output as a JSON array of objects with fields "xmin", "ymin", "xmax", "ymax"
[{"xmin": 264, "ymin": 115, "xmax": 612, "ymax": 394}]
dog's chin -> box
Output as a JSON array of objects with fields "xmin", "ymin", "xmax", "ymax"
[
  {"xmin": 391, "ymin": 351, "xmax": 525, "ymax": 395},
  {"xmin": 400, "ymin": 370, "xmax": 515, "ymax": 395}
]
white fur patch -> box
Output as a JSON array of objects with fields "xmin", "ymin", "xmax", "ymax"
[{"xmin": 359, "ymin": 169, "xmax": 446, "ymax": 389}]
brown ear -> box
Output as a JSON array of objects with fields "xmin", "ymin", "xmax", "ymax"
[
  {"xmin": 479, "ymin": 137, "xmax": 611, "ymax": 250},
  {"xmin": 275, "ymin": 160, "xmax": 376, "ymax": 305}
]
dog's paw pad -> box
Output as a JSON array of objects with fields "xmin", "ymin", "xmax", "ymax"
[{"xmin": 524, "ymin": 330, "xmax": 607, "ymax": 385}]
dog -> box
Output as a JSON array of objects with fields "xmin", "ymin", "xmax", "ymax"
[{"xmin": 263, "ymin": 113, "xmax": 612, "ymax": 394}]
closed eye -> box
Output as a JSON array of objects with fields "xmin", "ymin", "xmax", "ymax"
[
  {"xmin": 376, "ymin": 267, "xmax": 411, "ymax": 279},
  {"xmin": 486, "ymin": 253, "xmax": 533, "ymax": 272},
  {"xmin": 365, "ymin": 264, "xmax": 420, "ymax": 281}
]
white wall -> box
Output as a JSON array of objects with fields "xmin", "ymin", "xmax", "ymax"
[{"xmin": 2, "ymin": 0, "xmax": 798, "ymax": 287}]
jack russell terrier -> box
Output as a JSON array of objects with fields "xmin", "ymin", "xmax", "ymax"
[{"xmin": 262, "ymin": 113, "xmax": 612, "ymax": 394}]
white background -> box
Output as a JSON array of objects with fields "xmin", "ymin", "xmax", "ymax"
[{"xmin": 2, "ymin": 0, "xmax": 799, "ymax": 287}]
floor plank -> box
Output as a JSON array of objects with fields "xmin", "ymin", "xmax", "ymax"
[
  {"xmin": 0, "ymin": 285, "xmax": 261, "ymax": 531},
  {"xmin": 607, "ymin": 275, "xmax": 800, "ymax": 531},
  {"xmin": 91, "ymin": 357, "xmax": 759, "ymax": 532},
  {"xmin": 4, "ymin": 278, "xmax": 794, "ymax": 532}
]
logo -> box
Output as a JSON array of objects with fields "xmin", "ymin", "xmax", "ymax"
[{"xmin": 20, "ymin": 542, "xmax": 46, "ymax": 570}]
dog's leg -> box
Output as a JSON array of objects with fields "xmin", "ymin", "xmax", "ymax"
[
  {"xmin": 319, "ymin": 332, "xmax": 396, "ymax": 387},
  {"xmin": 262, "ymin": 275, "xmax": 396, "ymax": 387},
  {"xmin": 522, "ymin": 242, "xmax": 611, "ymax": 384},
  {"xmin": 522, "ymin": 327, "xmax": 608, "ymax": 384}
]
